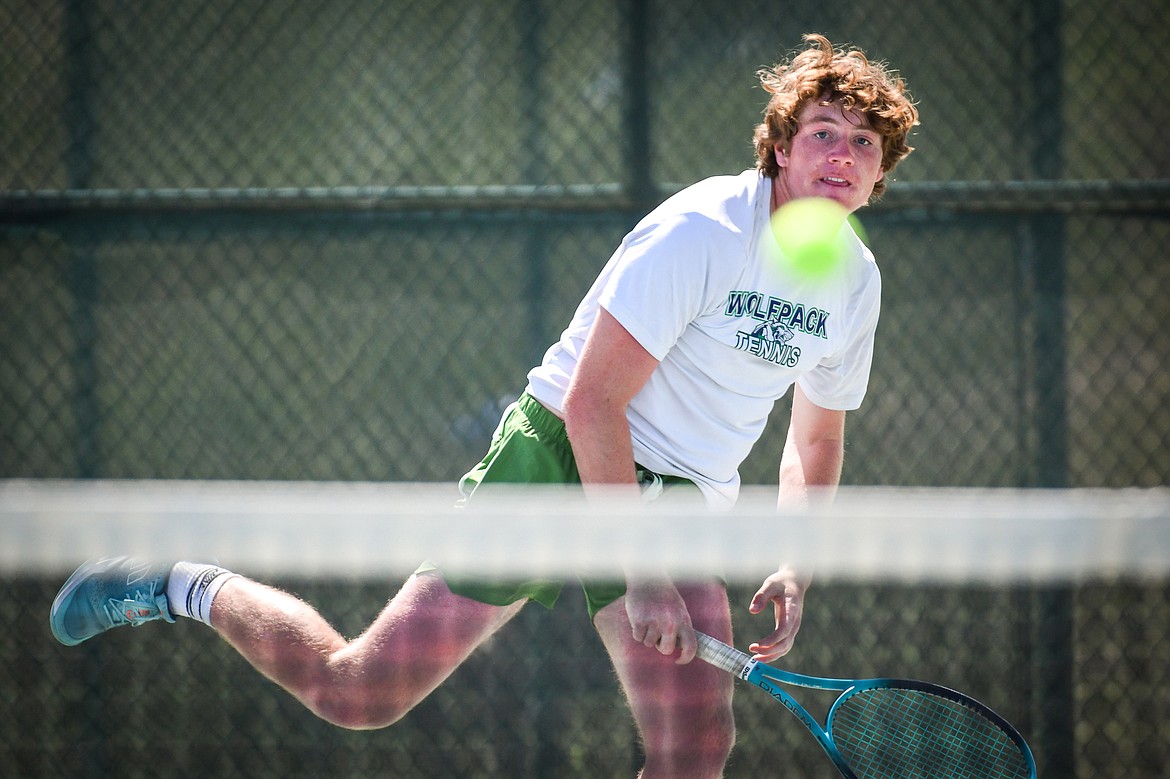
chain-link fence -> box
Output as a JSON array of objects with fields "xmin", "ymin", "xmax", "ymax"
[{"xmin": 2, "ymin": 0, "xmax": 1168, "ymax": 776}]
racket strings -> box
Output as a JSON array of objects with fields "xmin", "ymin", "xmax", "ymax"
[{"xmin": 830, "ymin": 687, "xmax": 1031, "ymax": 779}]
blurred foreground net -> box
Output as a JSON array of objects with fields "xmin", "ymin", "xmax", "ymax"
[{"xmin": 3, "ymin": 481, "xmax": 1168, "ymax": 778}]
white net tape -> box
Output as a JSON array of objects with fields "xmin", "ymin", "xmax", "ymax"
[{"xmin": 3, "ymin": 479, "xmax": 1168, "ymax": 581}]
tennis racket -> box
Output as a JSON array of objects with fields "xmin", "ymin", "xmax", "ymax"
[{"xmin": 695, "ymin": 632, "xmax": 1036, "ymax": 778}]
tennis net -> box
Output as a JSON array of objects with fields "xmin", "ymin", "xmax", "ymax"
[{"xmin": 3, "ymin": 480, "xmax": 1168, "ymax": 778}]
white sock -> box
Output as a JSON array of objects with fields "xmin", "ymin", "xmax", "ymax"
[{"xmin": 165, "ymin": 562, "xmax": 239, "ymax": 626}]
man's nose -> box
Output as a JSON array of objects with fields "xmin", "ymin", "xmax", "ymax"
[{"xmin": 828, "ymin": 141, "xmax": 854, "ymax": 165}]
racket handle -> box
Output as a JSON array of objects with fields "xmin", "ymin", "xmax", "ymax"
[{"xmin": 695, "ymin": 631, "xmax": 754, "ymax": 677}]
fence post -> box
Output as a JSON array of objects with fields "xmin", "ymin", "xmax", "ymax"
[
  {"xmin": 65, "ymin": 0, "xmax": 100, "ymax": 481},
  {"xmin": 618, "ymin": 7, "xmax": 653, "ymax": 771},
  {"xmin": 1025, "ymin": 1, "xmax": 1075, "ymax": 775},
  {"xmin": 520, "ymin": 1, "xmax": 552, "ymax": 369},
  {"xmin": 622, "ymin": 0, "xmax": 653, "ymax": 211}
]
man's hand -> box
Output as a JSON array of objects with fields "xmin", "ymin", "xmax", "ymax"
[
  {"xmin": 625, "ymin": 578, "xmax": 698, "ymax": 664},
  {"xmin": 747, "ymin": 568, "xmax": 808, "ymax": 662}
]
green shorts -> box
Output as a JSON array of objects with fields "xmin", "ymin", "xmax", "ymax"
[{"xmin": 417, "ymin": 392, "xmax": 699, "ymax": 618}]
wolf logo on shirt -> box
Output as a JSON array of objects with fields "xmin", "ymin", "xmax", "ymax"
[
  {"xmin": 726, "ymin": 290, "xmax": 828, "ymax": 368},
  {"xmin": 736, "ymin": 320, "xmax": 800, "ymax": 367},
  {"xmin": 751, "ymin": 320, "xmax": 795, "ymax": 346}
]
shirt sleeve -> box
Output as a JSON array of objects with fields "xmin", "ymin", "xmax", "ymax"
[
  {"xmin": 598, "ymin": 213, "xmax": 736, "ymax": 361},
  {"xmin": 797, "ymin": 270, "xmax": 882, "ymax": 411}
]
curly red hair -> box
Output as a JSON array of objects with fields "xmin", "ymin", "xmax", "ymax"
[{"xmin": 754, "ymin": 34, "xmax": 919, "ymax": 200}]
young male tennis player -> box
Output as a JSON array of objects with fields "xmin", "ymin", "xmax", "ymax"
[{"xmin": 52, "ymin": 34, "xmax": 917, "ymax": 778}]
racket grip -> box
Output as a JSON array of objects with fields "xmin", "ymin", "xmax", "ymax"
[{"xmin": 695, "ymin": 631, "xmax": 754, "ymax": 676}]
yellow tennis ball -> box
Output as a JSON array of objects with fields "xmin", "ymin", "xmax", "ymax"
[{"xmin": 770, "ymin": 197, "xmax": 850, "ymax": 279}]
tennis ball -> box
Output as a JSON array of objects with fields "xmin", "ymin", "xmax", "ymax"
[{"xmin": 770, "ymin": 197, "xmax": 850, "ymax": 279}]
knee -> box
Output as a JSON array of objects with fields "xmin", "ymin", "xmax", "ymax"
[
  {"xmin": 299, "ymin": 658, "xmax": 414, "ymax": 730},
  {"xmin": 642, "ymin": 700, "xmax": 735, "ymax": 778},
  {"xmin": 306, "ymin": 683, "xmax": 409, "ymax": 731},
  {"xmin": 706, "ymin": 707, "xmax": 737, "ymax": 760},
  {"xmin": 689, "ymin": 707, "xmax": 736, "ymax": 775}
]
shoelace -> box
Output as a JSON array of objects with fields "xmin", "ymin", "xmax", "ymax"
[{"xmin": 102, "ymin": 591, "xmax": 167, "ymax": 627}]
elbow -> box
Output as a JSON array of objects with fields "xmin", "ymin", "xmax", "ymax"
[
  {"xmin": 561, "ymin": 385, "xmax": 626, "ymax": 444},
  {"xmin": 781, "ymin": 438, "xmax": 845, "ymax": 489},
  {"xmin": 561, "ymin": 387, "xmax": 598, "ymax": 443}
]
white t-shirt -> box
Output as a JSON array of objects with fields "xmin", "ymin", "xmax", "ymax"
[{"xmin": 526, "ymin": 170, "xmax": 881, "ymax": 506}]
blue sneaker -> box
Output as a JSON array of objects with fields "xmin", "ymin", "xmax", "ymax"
[{"xmin": 50, "ymin": 557, "xmax": 175, "ymax": 646}]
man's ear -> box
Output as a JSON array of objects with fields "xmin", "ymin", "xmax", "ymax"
[{"xmin": 774, "ymin": 143, "xmax": 788, "ymax": 169}]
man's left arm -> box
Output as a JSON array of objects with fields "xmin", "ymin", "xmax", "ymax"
[{"xmin": 748, "ymin": 383, "xmax": 846, "ymax": 661}]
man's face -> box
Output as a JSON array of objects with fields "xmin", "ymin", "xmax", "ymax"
[{"xmin": 774, "ymin": 99, "xmax": 884, "ymax": 213}]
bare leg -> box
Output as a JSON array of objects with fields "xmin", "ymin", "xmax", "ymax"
[
  {"xmin": 594, "ymin": 580, "xmax": 735, "ymax": 779},
  {"xmin": 209, "ymin": 570, "xmax": 524, "ymax": 730}
]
